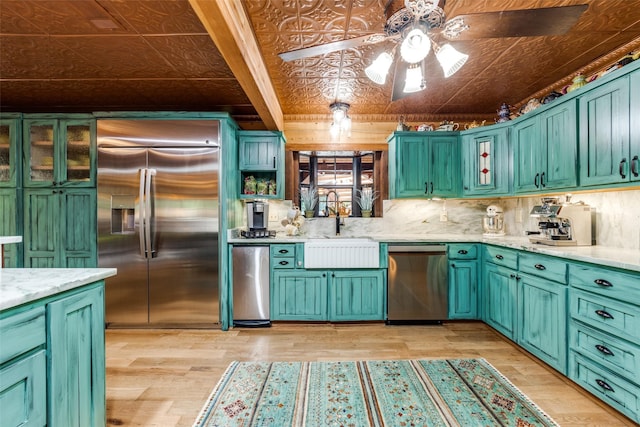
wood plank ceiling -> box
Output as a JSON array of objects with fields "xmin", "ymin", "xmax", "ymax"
[{"xmin": 1, "ymin": 0, "xmax": 640, "ymax": 130}]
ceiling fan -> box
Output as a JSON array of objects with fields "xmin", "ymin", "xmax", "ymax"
[{"xmin": 278, "ymin": 0, "xmax": 588, "ymax": 101}]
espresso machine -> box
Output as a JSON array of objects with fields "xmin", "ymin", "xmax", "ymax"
[
  {"xmin": 528, "ymin": 197, "xmax": 593, "ymax": 246},
  {"xmin": 242, "ymin": 200, "xmax": 274, "ymax": 238}
]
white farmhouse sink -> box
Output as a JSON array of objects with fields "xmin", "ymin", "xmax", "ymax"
[{"xmin": 304, "ymin": 239, "xmax": 379, "ymax": 269}]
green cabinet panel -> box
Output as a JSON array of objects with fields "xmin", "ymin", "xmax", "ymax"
[
  {"xmin": 448, "ymin": 260, "xmax": 477, "ymax": 319},
  {"xmin": 518, "ymin": 273, "xmax": 567, "ymax": 373},
  {"xmin": 47, "ymin": 284, "xmax": 105, "ymax": 427},
  {"xmin": 0, "ymin": 349, "xmax": 47, "ymax": 427},
  {"xmin": 630, "ymin": 68, "xmax": 640, "ymax": 182},
  {"xmin": 238, "ymin": 131, "xmax": 285, "ymax": 199},
  {"xmin": 24, "ymin": 188, "xmax": 96, "ymax": 268},
  {"xmin": 329, "ymin": 270, "xmax": 386, "ymax": 321},
  {"xmin": 483, "ymin": 263, "xmax": 518, "ymax": 339},
  {"xmin": 388, "ymin": 132, "xmax": 459, "ymax": 198},
  {"xmin": 0, "ymin": 115, "xmax": 21, "ymax": 188},
  {"xmin": 513, "ymin": 100, "xmax": 577, "ymax": 193},
  {"xmin": 23, "ymin": 116, "xmax": 96, "ymax": 188},
  {"xmin": 461, "ymin": 126, "xmax": 511, "ymax": 196},
  {"xmin": 271, "ymin": 270, "xmax": 328, "ymax": 321},
  {"xmin": 578, "ymin": 76, "xmax": 631, "ymax": 186},
  {"xmin": 0, "ymin": 188, "xmax": 22, "ymax": 267}
]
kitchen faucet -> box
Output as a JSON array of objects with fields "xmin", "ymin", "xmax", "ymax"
[{"xmin": 325, "ymin": 190, "xmax": 342, "ymax": 235}]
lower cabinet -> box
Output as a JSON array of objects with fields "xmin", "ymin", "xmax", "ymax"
[
  {"xmin": 483, "ymin": 262, "xmax": 518, "ymax": 339},
  {"xmin": 271, "ymin": 269, "xmax": 386, "ymax": 322},
  {"xmin": 447, "ymin": 244, "xmax": 478, "ymax": 319},
  {"xmin": 0, "ymin": 282, "xmax": 105, "ymax": 427}
]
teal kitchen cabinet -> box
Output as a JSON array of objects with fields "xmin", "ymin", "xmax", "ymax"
[
  {"xmin": 23, "ymin": 115, "xmax": 96, "ymax": 188},
  {"xmin": 568, "ymin": 263, "xmax": 640, "ymax": 423},
  {"xmin": 0, "ymin": 188, "xmax": 22, "ymax": 267},
  {"xmin": 388, "ymin": 132, "xmax": 459, "ymax": 198},
  {"xmin": 518, "ymin": 253, "xmax": 568, "ymax": 374},
  {"xmin": 460, "ymin": 126, "xmax": 511, "ymax": 197},
  {"xmin": 0, "ymin": 114, "xmax": 21, "ymax": 187},
  {"xmin": 23, "ymin": 188, "xmax": 97, "ymax": 268},
  {"xmin": 238, "ymin": 130, "xmax": 285, "ymax": 199},
  {"xmin": 513, "ymin": 100, "xmax": 577, "ymax": 193},
  {"xmin": 48, "ymin": 284, "xmax": 105, "ymax": 427},
  {"xmin": 271, "ymin": 269, "xmax": 328, "ymax": 321},
  {"xmin": 329, "ymin": 269, "xmax": 386, "ymax": 321},
  {"xmin": 629, "ymin": 68, "xmax": 640, "ymax": 182},
  {"xmin": 482, "ymin": 246, "xmax": 518, "ymax": 339},
  {"xmin": 447, "ymin": 244, "xmax": 478, "ymax": 319},
  {"xmin": 0, "ymin": 306, "xmax": 47, "ymax": 427}
]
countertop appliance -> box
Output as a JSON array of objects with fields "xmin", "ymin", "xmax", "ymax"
[
  {"xmin": 97, "ymin": 119, "xmax": 220, "ymax": 327},
  {"xmin": 528, "ymin": 198, "xmax": 593, "ymax": 246},
  {"xmin": 387, "ymin": 245, "xmax": 448, "ymax": 324},
  {"xmin": 232, "ymin": 245, "xmax": 270, "ymax": 327},
  {"xmin": 247, "ymin": 200, "xmax": 269, "ymax": 230}
]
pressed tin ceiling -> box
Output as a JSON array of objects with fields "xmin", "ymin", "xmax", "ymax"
[{"xmin": 1, "ymin": 0, "xmax": 640, "ymax": 129}]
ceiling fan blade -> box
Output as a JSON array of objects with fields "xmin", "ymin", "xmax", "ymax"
[
  {"xmin": 279, "ymin": 33, "xmax": 387, "ymax": 62},
  {"xmin": 391, "ymin": 60, "xmax": 409, "ymax": 102},
  {"xmin": 447, "ymin": 4, "xmax": 588, "ymax": 40}
]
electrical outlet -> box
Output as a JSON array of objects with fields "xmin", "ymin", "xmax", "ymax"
[
  {"xmin": 269, "ymin": 213, "xmax": 279, "ymax": 222},
  {"xmin": 440, "ymin": 211, "xmax": 448, "ymax": 222}
]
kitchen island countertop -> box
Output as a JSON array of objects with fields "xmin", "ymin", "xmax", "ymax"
[
  {"xmin": 0, "ymin": 268, "xmax": 117, "ymax": 311},
  {"xmin": 228, "ymin": 231, "xmax": 640, "ymax": 273}
]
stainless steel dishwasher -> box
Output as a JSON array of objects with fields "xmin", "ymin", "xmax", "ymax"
[
  {"xmin": 387, "ymin": 245, "xmax": 448, "ymax": 324},
  {"xmin": 232, "ymin": 245, "xmax": 270, "ymax": 327}
]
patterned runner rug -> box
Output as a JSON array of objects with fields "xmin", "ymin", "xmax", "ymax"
[{"xmin": 193, "ymin": 358, "xmax": 558, "ymax": 426}]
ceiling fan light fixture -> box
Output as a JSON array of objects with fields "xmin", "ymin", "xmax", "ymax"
[
  {"xmin": 400, "ymin": 27, "xmax": 431, "ymax": 64},
  {"xmin": 403, "ymin": 63, "xmax": 426, "ymax": 93},
  {"xmin": 435, "ymin": 43, "xmax": 469, "ymax": 78},
  {"xmin": 329, "ymin": 102, "xmax": 352, "ymax": 138},
  {"xmin": 365, "ymin": 51, "xmax": 394, "ymax": 84}
]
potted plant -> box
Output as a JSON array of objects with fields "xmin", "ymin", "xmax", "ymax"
[
  {"xmin": 300, "ymin": 187, "xmax": 317, "ymax": 217},
  {"xmin": 356, "ymin": 187, "xmax": 378, "ymax": 217}
]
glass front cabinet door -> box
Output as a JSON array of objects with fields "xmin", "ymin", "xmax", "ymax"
[
  {"xmin": 23, "ymin": 115, "xmax": 96, "ymax": 188},
  {"xmin": 0, "ymin": 115, "xmax": 21, "ymax": 187}
]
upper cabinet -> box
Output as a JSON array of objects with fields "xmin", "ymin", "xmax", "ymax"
[
  {"xmin": 513, "ymin": 99, "xmax": 577, "ymax": 194},
  {"xmin": 388, "ymin": 132, "xmax": 459, "ymax": 199},
  {"xmin": 578, "ymin": 68, "xmax": 639, "ymax": 186},
  {"xmin": 461, "ymin": 126, "xmax": 510, "ymax": 197},
  {"xmin": 23, "ymin": 115, "xmax": 96, "ymax": 188},
  {"xmin": 0, "ymin": 114, "xmax": 21, "ymax": 188},
  {"xmin": 238, "ymin": 130, "xmax": 285, "ymax": 199}
]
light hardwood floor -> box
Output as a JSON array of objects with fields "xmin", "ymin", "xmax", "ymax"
[{"xmin": 106, "ymin": 322, "xmax": 636, "ymax": 426}]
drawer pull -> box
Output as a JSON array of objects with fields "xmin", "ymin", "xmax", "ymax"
[
  {"xmin": 457, "ymin": 249, "xmax": 468, "ymax": 255},
  {"xmin": 495, "ymin": 254, "xmax": 504, "ymax": 260},
  {"xmin": 278, "ymin": 249, "xmax": 289, "ymax": 254},
  {"xmin": 594, "ymin": 279, "xmax": 612, "ymax": 287},
  {"xmin": 279, "ymin": 260, "xmax": 289, "ymax": 266},
  {"xmin": 595, "ymin": 309, "xmax": 614, "ymax": 320},
  {"xmin": 595, "ymin": 344, "xmax": 614, "ymax": 356},
  {"xmin": 534, "ymin": 263, "xmax": 546, "ymax": 270},
  {"xmin": 595, "ymin": 379, "xmax": 614, "ymax": 392}
]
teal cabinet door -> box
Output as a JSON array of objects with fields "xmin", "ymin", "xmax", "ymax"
[
  {"xmin": 0, "ymin": 350, "xmax": 47, "ymax": 427},
  {"xmin": 271, "ymin": 270, "xmax": 328, "ymax": 320},
  {"xmin": 329, "ymin": 270, "xmax": 386, "ymax": 321},
  {"xmin": 47, "ymin": 283, "xmax": 105, "ymax": 427},
  {"xmin": 578, "ymin": 76, "xmax": 630, "ymax": 186},
  {"xmin": 483, "ymin": 263, "xmax": 517, "ymax": 339},
  {"xmin": 518, "ymin": 273, "xmax": 567, "ymax": 373},
  {"xmin": 512, "ymin": 116, "xmax": 541, "ymax": 193},
  {"xmin": 24, "ymin": 188, "xmax": 96, "ymax": 267},
  {"xmin": 0, "ymin": 188, "xmax": 22, "ymax": 267},
  {"xmin": 540, "ymin": 100, "xmax": 578, "ymax": 190},
  {"xmin": 0, "ymin": 115, "xmax": 21, "ymax": 188},
  {"xmin": 630, "ymin": 69, "xmax": 640, "ymax": 182},
  {"xmin": 461, "ymin": 127, "xmax": 510, "ymax": 196},
  {"xmin": 448, "ymin": 260, "xmax": 478, "ymax": 319},
  {"xmin": 430, "ymin": 134, "xmax": 459, "ymax": 197},
  {"xmin": 238, "ymin": 130, "xmax": 285, "ymax": 198},
  {"xmin": 23, "ymin": 116, "xmax": 96, "ymax": 188}
]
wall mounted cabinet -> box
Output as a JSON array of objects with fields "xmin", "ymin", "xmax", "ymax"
[
  {"xmin": 238, "ymin": 130, "xmax": 285, "ymax": 199},
  {"xmin": 388, "ymin": 131, "xmax": 459, "ymax": 198},
  {"xmin": 23, "ymin": 115, "xmax": 96, "ymax": 188},
  {"xmin": 0, "ymin": 115, "xmax": 21, "ymax": 188},
  {"xmin": 461, "ymin": 126, "xmax": 510, "ymax": 197},
  {"xmin": 0, "ymin": 189, "xmax": 21, "ymax": 267}
]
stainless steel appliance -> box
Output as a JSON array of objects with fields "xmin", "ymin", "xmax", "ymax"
[
  {"xmin": 232, "ymin": 245, "xmax": 270, "ymax": 327},
  {"xmin": 97, "ymin": 119, "xmax": 220, "ymax": 327},
  {"xmin": 247, "ymin": 200, "xmax": 269, "ymax": 230},
  {"xmin": 528, "ymin": 197, "xmax": 593, "ymax": 246},
  {"xmin": 387, "ymin": 245, "xmax": 448, "ymax": 324}
]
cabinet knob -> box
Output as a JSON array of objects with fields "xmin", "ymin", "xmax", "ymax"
[
  {"xmin": 594, "ymin": 278, "xmax": 612, "ymax": 287},
  {"xmin": 595, "ymin": 309, "xmax": 614, "ymax": 320},
  {"xmin": 279, "ymin": 260, "xmax": 289, "ymax": 266},
  {"xmin": 534, "ymin": 263, "xmax": 546, "ymax": 270},
  {"xmin": 495, "ymin": 254, "xmax": 504, "ymax": 260},
  {"xmin": 278, "ymin": 249, "xmax": 289, "ymax": 254},
  {"xmin": 631, "ymin": 155, "xmax": 639, "ymax": 177},
  {"xmin": 457, "ymin": 249, "xmax": 468, "ymax": 255},
  {"xmin": 534, "ymin": 173, "xmax": 540, "ymax": 188},
  {"xmin": 595, "ymin": 344, "xmax": 614, "ymax": 356},
  {"xmin": 540, "ymin": 172, "xmax": 546, "ymax": 187},
  {"xmin": 619, "ymin": 158, "xmax": 627, "ymax": 179},
  {"xmin": 451, "ymin": 263, "xmax": 456, "ymax": 268},
  {"xmin": 595, "ymin": 379, "xmax": 614, "ymax": 392}
]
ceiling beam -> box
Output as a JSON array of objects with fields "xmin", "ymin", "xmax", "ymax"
[{"xmin": 189, "ymin": 0, "xmax": 283, "ymax": 131}]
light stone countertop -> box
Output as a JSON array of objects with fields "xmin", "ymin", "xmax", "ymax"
[
  {"xmin": 0, "ymin": 268, "xmax": 117, "ymax": 311},
  {"xmin": 0, "ymin": 236, "xmax": 22, "ymax": 245},
  {"xmin": 228, "ymin": 230, "xmax": 640, "ymax": 273}
]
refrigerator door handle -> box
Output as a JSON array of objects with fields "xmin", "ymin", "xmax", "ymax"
[
  {"xmin": 146, "ymin": 168, "xmax": 157, "ymax": 258},
  {"xmin": 139, "ymin": 168, "xmax": 147, "ymax": 258}
]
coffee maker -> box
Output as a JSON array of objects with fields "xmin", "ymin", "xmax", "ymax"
[
  {"xmin": 528, "ymin": 197, "xmax": 593, "ymax": 246},
  {"xmin": 242, "ymin": 200, "xmax": 273, "ymax": 238}
]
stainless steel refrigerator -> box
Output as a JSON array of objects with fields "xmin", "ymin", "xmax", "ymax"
[{"xmin": 97, "ymin": 119, "xmax": 220, "ymax": 327}]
